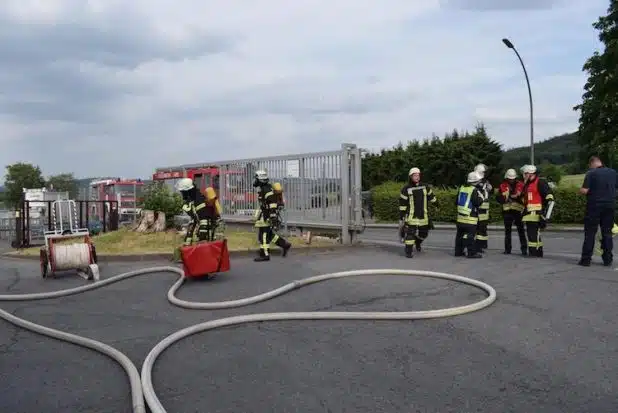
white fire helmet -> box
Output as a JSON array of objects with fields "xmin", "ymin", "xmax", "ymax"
[
  {"xmin": 504, "ymin": 169, "xmax": 517, "ymax": 180},
  {"xmin": 467, "ymin": 171, "xmax": 482, "ymax": 184},
  {"xmin": 408, "ymin": 167, "xmax": 421, "ymax": 176},
  {"xmin": 175, "ymin": 178, "xmax": 194, "ymax": 192},
  {"xmin": 521, "ymin": 164, "xmax": 537, "ymax": 174}
]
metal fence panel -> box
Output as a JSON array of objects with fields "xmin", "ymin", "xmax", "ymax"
[{"xmin": 168, "ymin": 143, "xmax": 363, "ymax": 244}]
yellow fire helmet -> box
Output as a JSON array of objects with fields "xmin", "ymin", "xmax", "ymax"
[
  {"xmin": 272, "ymin": 182, "xmax": 283, "ymax": 193},
  {"xmin": 205, "ymin": 186, "xmax": 217, "ymax": 201}
]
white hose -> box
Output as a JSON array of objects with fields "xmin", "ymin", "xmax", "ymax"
[
  {"xmin": 52, "ymin": 243, "xmax": 91, "ymax": 270},
  {"xmin": 0, "ymin": 266, "xmax": 497, "ymax": 413}
]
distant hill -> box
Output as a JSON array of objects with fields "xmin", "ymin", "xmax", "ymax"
[{"xmin": 501, "ymin": 132, "xmax": 580, "ymax": 172}]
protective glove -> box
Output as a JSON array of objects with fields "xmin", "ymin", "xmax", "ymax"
[{"xmin": 539, "ymin": 215, "xmax": 547, "ymax": 229}]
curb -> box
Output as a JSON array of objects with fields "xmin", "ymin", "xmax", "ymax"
[
  {"xmin": 1, "ymin": 245, "xmax": 357, "ymax": 262},
  {"xmin": 360, "ymin": 239, "xmax": 583, "ymax": 261},
  {"xmin": 365, "ymin": 223, "xmax": 583, "ymax": 233}
]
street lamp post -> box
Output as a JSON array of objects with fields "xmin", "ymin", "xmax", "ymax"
[{"xmin": 502, "ymin": 37, "xmax": 534, "ymax": 165}]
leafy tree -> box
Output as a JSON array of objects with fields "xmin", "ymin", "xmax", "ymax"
[
  {"xmin": 362, "ymin": 123, "xmax": 503, "ymax": 189},
  {"xmin": 574, "ymin": 0, "xmax": 618, "ymax": 167},
  {"xmin": 3, "ymin": 163, "xmax": 46, "ymax": 208},
  {"xmin": 46, "ymin": 173, "xmax": 78, "ymax": 198},
  {"xmin": 539, "ymin": 163, "xmax": 565, "ymax": 185},
  {"xmin": 141, "ymin": 181, "xmax": 183, "ymax": 227}
]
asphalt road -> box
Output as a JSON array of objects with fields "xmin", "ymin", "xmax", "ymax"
[
  {"xmin": 360, "ymin": 226, "xmax": 585, "ymax": 256},
  {"xmin": 1, "ymin": 247, "xmax": 617, "ymax": 413}
]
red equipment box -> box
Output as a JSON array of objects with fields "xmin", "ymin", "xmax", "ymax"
[{"xmin": 180, "ymin": 239, "xmax": 231, "ymax": 278}]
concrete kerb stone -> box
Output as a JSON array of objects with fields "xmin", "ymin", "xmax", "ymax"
[
  {"xmin": 1, "ymin": 245, "xmax": 357, "ymax": 263},
  {"xmin": 359, "ymin": 239, "xmax": 583, "ymax": 262},
  {"xmin": 366, "ymin": 223, "xmax": 583, "ymax": 232}
]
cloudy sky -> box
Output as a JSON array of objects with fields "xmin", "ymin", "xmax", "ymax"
[{"xmin": 0, "ymin": 0, "xmax": 607, "ymax": 180}]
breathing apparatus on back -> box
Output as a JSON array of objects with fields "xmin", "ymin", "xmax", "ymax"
[{"xmin": 272, "ymin": 181, "xmax": 285, "ymax": 209}]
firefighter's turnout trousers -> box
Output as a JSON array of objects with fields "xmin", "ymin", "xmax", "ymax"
[
  {"xmin": 399, "ymin": 182, "xmax": 436, "ymax": 257},
  {"xmin": 455, "ymin": 185, "xmax": 482, "ymax": 258},
  {"xmin": 254, "ymin": 185, "xmax": 291, "ymax": 261},
  {"xmin": 522, "ymin": 212, "xmax": 543, "ymax": 257},
  {"xmin": 475, "ymin": 199, "xmax": 489, "ymax": 251}
]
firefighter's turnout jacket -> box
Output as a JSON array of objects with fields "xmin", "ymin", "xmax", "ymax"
[
  {"xmin": 522, "ymin": 176, "xmax": 554, "ymax": 222},
  {"xmin": 253, "ymin": 183, "xmax": 280, "ymax": 228},
  {"xmin": 398, "ymin": 182, "xmax": 436, "ymax": 226},
  {"xmin": 497, "ymin": 180, "xmax": 525, "ymax": 213},
  {"xmin": 478, "ymin": 179, "xmax": 493, "ymax": 221},
  {"xmin": 455, "ymin": 184, "xmax": 485, "ymax": 225}
]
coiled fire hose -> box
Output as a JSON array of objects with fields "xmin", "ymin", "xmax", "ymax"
[{"xmin": 0, "ymin": 266, "xmax": 497, "ymax": 413}]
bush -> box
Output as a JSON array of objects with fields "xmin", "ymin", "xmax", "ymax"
[
  {"xmin": 141, "ymin": 181, "xmax": 184, "ymax": 227},
  {"xmin": 371, "ymin": 181, "xmax": 586, "ymax": 224}
]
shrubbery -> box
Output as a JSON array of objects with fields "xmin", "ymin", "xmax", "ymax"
[
  {"xmin": 371, "ymin": 181, "xmax": 586, "ymax": 224},
  {"xmin": 141, "ymin": 181, "xmax": 184, "ymax": 227}
]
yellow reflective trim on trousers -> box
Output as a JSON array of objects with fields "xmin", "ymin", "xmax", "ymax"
[
  {"xmin": 457, "ymin": 216, "xmax": 478, "ymax": 225},
  {"xmin": 261, "ymin": 233, "xmax": 270, "ymax": 255},
  {"xmin": 269, "ymin": 203, "xmax": 278, "ymax": 209},
  {"xmin": 475, "ymin": 235, "xmax": 488, "ymax": 240},
  {"xmin": 480, "ymin": 201, "xmax": 489, "ymax": 209},
  {"xmin": 478, "ymin": 213, "xmax": 489, "ymax": 221},
  {"xmin": 400, "ymin": 193, "xmax": 408, "ymax": 200},
  {"xmin": 407, "ymin": 218, "xmax": 428, "ymax": 225},
  {"xmin": 522, "ymin": 212, "xmax": 540, "ymax": 222},
  {"xmin": 404, "ymin": 239, "xmax": 415, "ymax": 245},
  {"xmin": 399, "ymin": 206, "xmax": 407, "ymax": 211}
]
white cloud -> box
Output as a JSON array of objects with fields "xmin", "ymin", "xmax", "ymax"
[{"xmin": 0, "ymin": 0, "xmax": 608, "ymax": 180}]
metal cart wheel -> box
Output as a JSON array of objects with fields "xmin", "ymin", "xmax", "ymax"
[{"xmin": 39, "ymin": 248, "xmax": 48, "ymax": 279}]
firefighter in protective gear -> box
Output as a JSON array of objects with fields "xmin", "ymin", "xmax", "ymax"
[
  {"xmin": 176, "ymin": 178, "xmax": 223, "ymax": 245},
  {"xmin": 252, "ymin": 170, "xmax": 291, "ymax": 262},
  {"xmin": 454, "ymin": 171, "xmax": 486, "ymax": 258},
  {"xmin": 398, "ymin": 167, "xmax": 436, "ymax": 258},
  {"xmin": 473, "ymin": 163, "xmax": 493, "ymax": 252},
  {"xmin": 496, "ymin": 168, "xmax": 527, "ymax": 255},
  {"xmin": 521, "ymin": 164, "xmax": 555, "ymax": 257}
]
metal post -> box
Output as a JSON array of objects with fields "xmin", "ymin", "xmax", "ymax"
[
  {"xmin": 340, "ymin": 144, "xmax": 351, "ymax": 244},
  {"xmin": 133, "ymin": 182, "xmax": 137, "ymax": 225},
  {"xmin": 352, "ymin": 145, "xmax": 362, "ymax": 238},
  {"xmin": 502, "ymin": 38, "xmax": 534, "ymax": 165}
]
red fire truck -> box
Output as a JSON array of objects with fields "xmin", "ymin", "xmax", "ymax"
[
  {"xmin": 152, "ymin": 166, "xmax": 257, "ymax": 206},
  {"xmin": 90, "ymin": 178, "xmax": 145, "ymax": 223}
]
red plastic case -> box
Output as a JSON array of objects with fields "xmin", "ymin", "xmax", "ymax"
[{"xmin": 180, "ymin": 239, "xmax": 230, "ymax": 278}]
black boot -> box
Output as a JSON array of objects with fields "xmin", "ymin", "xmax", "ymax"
[
  {"xmin": 405, "ymin": 245, "xmax": 414, "ymax": 258},
  {"xmin": 467, "ymin": 252, "xmax": 482, "ymax": 258},
  {"xmin": 415, "ymin": 239, "xmax": 422, "ymax": 252},
  {"xmin": 276, "ymin": 238, "xmax": 292, "ymax": 257},
  {"xmin": 254, "ymin": 249, "xmax": 270, "ymax": 262}
]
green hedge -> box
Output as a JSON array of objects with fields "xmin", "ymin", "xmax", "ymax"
[{"xmin": 371, "ymin": 181, "xmax": 585, "ymax": 224}]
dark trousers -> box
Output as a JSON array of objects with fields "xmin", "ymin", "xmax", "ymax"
[
  {"xmin": 257, "ymin": 226, "xmax": 288, "ymax": 257},
  {"xmin": 524, "ymin": 221, "xmax": 543, "ymax": 257},
  {"xmin": 475, "ymin": 219, "xmax": 488, "ymax": 250},
  {"xmin": 581, "ymin": 206, "xmax": 615, "ymax": 262},
  {"xmin": 403, "ymin": 224, "xmax": 429, "ymax": 255},
  {"xmin": 503, "ymin": 210, "xmax": 527, "ymax": 253},
  {"xmin": 455, "ymin": 223, "xmax": 477, "ymax": 256}
]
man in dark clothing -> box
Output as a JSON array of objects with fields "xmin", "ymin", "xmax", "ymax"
[{"xmin": 578, "ymin": 156, "xmax": 618, "ymax": 267}]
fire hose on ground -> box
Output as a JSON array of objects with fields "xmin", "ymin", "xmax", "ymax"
[{"xmin": 0, "ymin": 266, "xmax": 497, "ymax": 413}]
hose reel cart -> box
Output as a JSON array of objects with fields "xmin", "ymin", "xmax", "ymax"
[{"xmin": 39, "ymin": 200, "xmax": 100, "ymax": 281}]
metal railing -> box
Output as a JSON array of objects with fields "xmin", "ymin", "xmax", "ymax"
[{"xmin": 156, "ymin": 143, "xmax": 364, "ymax": 244}]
